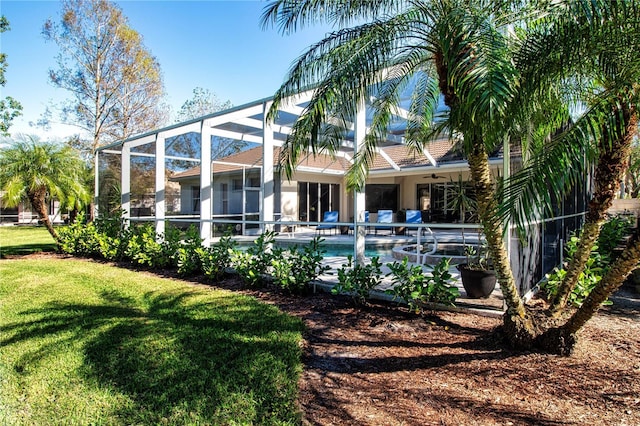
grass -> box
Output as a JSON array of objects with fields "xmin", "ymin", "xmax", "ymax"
[
  {"xmin": 0, "ymin": 226, "xmax": 57, "ymax": 257},
  {"xmin": 0, "ymin": 257, "xmax": 305, "ymax": 425}
]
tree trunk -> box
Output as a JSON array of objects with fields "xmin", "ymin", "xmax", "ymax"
[
  {"xmin": 28, "ymin": 188, "xmax": 60, "ymax": 247},
  {"xmin": 549, "ymin": 106, "xmax": 637, "ymax": 316},
  {"xmin": 467, "ymin": 144, "xmax": 536, "ymax": 348},
  {"xmin": 565, "ymin": 226, "xmax": 640, "ymax": 334},
  {"xmin": 539, "ymin": 226, "xmax": 640, "ymax": 355}
]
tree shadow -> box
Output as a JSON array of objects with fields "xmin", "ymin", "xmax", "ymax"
[
  {"xmin": 1, "ymin": 288, "xmax": 304, "ymax": 424},
  {"xmin": 0, "ymin": 242, "xmax": 57, "ymax": 257}
]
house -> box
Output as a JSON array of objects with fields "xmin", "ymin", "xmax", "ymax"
[
  {"xmin": 0, "ymin": 194, "xmax": 65, "ymax": 225},
  {"xmin": 168, "ymin": 140, "xmax": 506, "ymax": 227},
  {"xmin": 95, "ymin": 88, "xmax": 589, "ymax": 297}
]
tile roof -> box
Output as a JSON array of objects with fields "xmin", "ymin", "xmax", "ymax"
[
  {"xmin": 171, "ymin": 146, "xmax": 350, "ymax": 181},
  {"xmin": 170, "ymin": 138, "xmax": 501, "ymax": 181}
]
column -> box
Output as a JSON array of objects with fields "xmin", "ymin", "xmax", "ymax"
[
  {"xmin": 155, "ymin": 133, "xmax": 166, "ymax": 236},
  {"xmin": 262, "ymin": 101, "xmax": 275, "ymax": 231},
  {"xmin": 94, "ymin": 150, "xmax": 100, "ymax": 219},
  {"xmin": 121, "ymin": 144, "xmax": 131, "ymax": 223},
  {"xmin": 354, "ymin": 98, "xmax": 366, "ymax": 264},
  {"xmin": 200, "ymin": 124, "xmax": 213, "ymax": 243}
]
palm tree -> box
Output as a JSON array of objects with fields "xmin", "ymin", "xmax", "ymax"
[
  {"xmin": 0, "ymin": 136, "xmax": 90, "ymax": 244},
  {"xmin": 262, "ymin": 0, "xmax": 539, "ymax": 342},
  {"xmin": 262, "ymin": 0, "xmax": 640, "ymax": 352},
  {"xmin": 500, "ymin": 0, "xmax": 640, "ymax": 330}
]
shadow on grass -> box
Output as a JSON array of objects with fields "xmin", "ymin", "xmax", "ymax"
[
  {"xmin": 1, "ymin": 288, "xmax": 305, "ymax": 424},
  {"xmin": 0, "ymin": 243, "xmax": 57, "ymax": 257}
]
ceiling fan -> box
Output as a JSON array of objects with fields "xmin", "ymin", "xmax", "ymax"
[{"xmin": 425, "ymin": 173, "xmax": 446, "ymax": 179}]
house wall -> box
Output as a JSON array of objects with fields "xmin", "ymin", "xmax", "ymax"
[{"xmin": 0, "ymin": 197, "xmax": 65, "ymax": 224}]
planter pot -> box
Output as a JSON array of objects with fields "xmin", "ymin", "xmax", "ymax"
[{"xmin": 457, "ymin": 264, "xmax": 497, "ymax": 299}]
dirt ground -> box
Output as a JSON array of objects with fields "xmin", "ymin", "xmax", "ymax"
[
  {"xmin": 20, "ymin": 254, "xmax": 640, "ymax": 425},
  {"xmin": 234, "ymin": 280, "xmax": 640, "ymax": 426}
]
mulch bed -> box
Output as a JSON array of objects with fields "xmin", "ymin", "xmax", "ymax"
[
  {"xmin": 231, "ymin": 280, "xmax": 640, "ymax": 425},
  {"xmin": 15, "ymin": 253, "xmax": 640, "ymax": 425}
]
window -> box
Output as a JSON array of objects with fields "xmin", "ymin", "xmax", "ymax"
[
  {"xmin": 248, "ymin": 176, "xmax": 261, "ymax": 188},
  {"xmin": 365, "ymin": 184, "xmax": 399, "ymax": 213},
  {"xmin": 297, "ymin": 182, "xmax": 340, "ymax": 222},
  {"xmin": 232, "ymin": 179, "xmax": 243, "ymax": 191},
  {"xmin": 221, "ymin": 183, "xmax": 228, "ymax": 214},
  {"xmin": 191, "ymin": 186, "xmax": 200, "ymax": 213}
]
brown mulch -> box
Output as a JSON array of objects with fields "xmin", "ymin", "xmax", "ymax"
[
  {"xmin": 230, "ymin": 280, "xmax": 640, "ymax": 425},
  {"xmin": 14, "ymin": 253, "xmax": 640, "ymax": 425}
]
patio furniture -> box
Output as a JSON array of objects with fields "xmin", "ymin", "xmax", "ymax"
[
  {"xmin": 316, "ymin": 211, "xmax": 339, "ymax": 235},
  {"xmin": 349, "ymin": 211, "xmax": 370, "ymax": 234},
  {"xmin": 375, "ymin": 209, "xmax": 393, "ymax": 235},
  {"xmin": 277, "ymin": 215, "xmax": 297, "ymax": 238},
  {"xmin": 405, "ymin": 209, "xmax": 422, "ymax": 236}
]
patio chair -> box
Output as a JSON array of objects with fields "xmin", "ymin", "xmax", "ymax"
[
  {"xmin": 316, "ymin": 210, "xmax": 339, "ymax": 235},
  {"xmin": 349, "ymin": 211, "xmax": 370, "ymax": 234},
  {"xmin": 277, "ymin": 215, "xmax": 297, "ymax": 238},
  {"xmin": 405, "ymin": 209, "xmax": 422, "ymax": 236},
  {"xmin": 375, "ymin": 209, "xmax": 393, "ymax": 235}
]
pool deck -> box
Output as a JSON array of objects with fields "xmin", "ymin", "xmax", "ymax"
[{"xmin": 221, "ymin": 227, "xmax": 505, "ymax": 315}]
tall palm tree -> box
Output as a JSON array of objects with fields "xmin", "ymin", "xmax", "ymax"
[
  {"xmin": 0, "ymin": 136, "xmax": 90, "ymax": 244},
  {"xmin": 262, "ymin": 0, "xmax": 540, "ymax": 344},
  {"xmin": 511, "ymin": 1, "xmax": 640, "ymax": 353},
  {"xmin": 262, "ymin": 0, "xmax": 640, "ymax": 353},
  {"xmin": 501, "ymin": 0, "xmax": 640, "ymax": 329}
]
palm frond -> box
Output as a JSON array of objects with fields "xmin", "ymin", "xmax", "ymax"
[{"xmin": 260, "ymin": 0, "xmax": 405, "ymax": 34}]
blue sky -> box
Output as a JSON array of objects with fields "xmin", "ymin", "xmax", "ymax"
[{"xmin": 1, "ymin": 0, "xmax": 333, "ymax": 139}]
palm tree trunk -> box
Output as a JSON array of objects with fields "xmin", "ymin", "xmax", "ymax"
[
  {"xmin": 549, "ymin": 106, "xmax": 637, "ymax": 316},
  {"xmin": 564, "ymin": 226, "xmax": 640, "ymax": 335},
  {"xmin": 539, "ymin": 226, "xmax": 640, "ymax": 356},
  {"xmin": 467, "ymin": 144, "xmax": 536, "ymax": 347},
  {"xmin": 27, "ymin": 188, "xmax": 59, "ymax": 245}
]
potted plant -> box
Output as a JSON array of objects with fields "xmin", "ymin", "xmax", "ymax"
[{"xmin": 456, "ymin": 243, "xmax": 497, "ymax": 298}]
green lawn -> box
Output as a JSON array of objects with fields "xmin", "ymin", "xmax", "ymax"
[
  {"xmin": 0, "ymin": 257, "xmax": 304, "ymax": 425},
  {"xmin": 0, "ymin": 225, "xmax": 57, "ymax": 256}
]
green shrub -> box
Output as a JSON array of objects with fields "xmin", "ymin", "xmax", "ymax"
[
  {"xmin": 176, "ymin": 225, "xmax": 205, "ymax": 277},
  {"xmin": 332, "ymin": 256, "xmax": 383, "ymax": 305},
  {"xmin": 542, "ymin": 231, "xmax": 610, "ymax": 307},
  {"xmin": 233, "ymin": 231, "xmax": 280, "ymax": 287},
  {"xmin": 58, "ymin": 213, "xmax": 101, "ymax": 257},
  {"xmin": 200, "ymin": 234, "xmax": 238, "ymax": 281},
  {"xmin": 597, "ymin": 214, "xmax": 632, "ymax": 262},
  {"xmin": 386, "ymin": 257, "xmax": 459, "ymax": 313},
  {"xmin": 125, "ymin": 224, "xmax": 164, "ymax": 267},
  {"xmin": 95, "ymin": 212, "xmax": 131, "ymax": 261},
  {"xmin": 271, "ymin": 237, "xmax": 330, "ymax": 294}
]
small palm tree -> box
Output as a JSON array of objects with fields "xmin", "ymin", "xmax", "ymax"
[{"xmin": 0, "ymin": 135, "xmax": 90, "ymax": 244}]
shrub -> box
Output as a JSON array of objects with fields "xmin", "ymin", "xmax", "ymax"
[
  {"xmin": 232, "ymin": 231, "xmax": 280, "ymax": 287},
  {"xmin": 58, "ymin": 213, "xmax": 101, "ymax": 257},
  {"xmin": 176, "ymin": 225, "xmax": 204, "ymax": 277},
  {"xmin": 597, "ymin": 214, "xmax": 633, "ymax": 262},
  {"xmin": 94, "ymin": 212, "xmax": 131, "ymax": 261},
  {"xmin": 541, "ymin": 233, "xmax": 608, "ymax": 307},
  {"xmin": 332, "ymin": 256, "xmax": 383, "ymax": 305},
  {"xmin": 200, "ymin": 234, "xmax": 238, "ymax": 281},
  {"xmin": 271, "ymin": 236, "xmax": 330, "ymax": 294},
  {"xmin": 386, "ymin": 257, "xmax": 459, "ymax": 313}
]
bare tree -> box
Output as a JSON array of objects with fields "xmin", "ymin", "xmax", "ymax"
[
  {"xmin": 175, "ymin": 87, "xmax": 247, "ymax": 159},
  {"xmin": 43, "ymin": 0, "xmax": 167, "ymax": 157}
]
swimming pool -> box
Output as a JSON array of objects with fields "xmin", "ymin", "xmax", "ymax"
[{"xmin": 319, "ymin": 244, "xmax": 392, "ymax": 258}]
